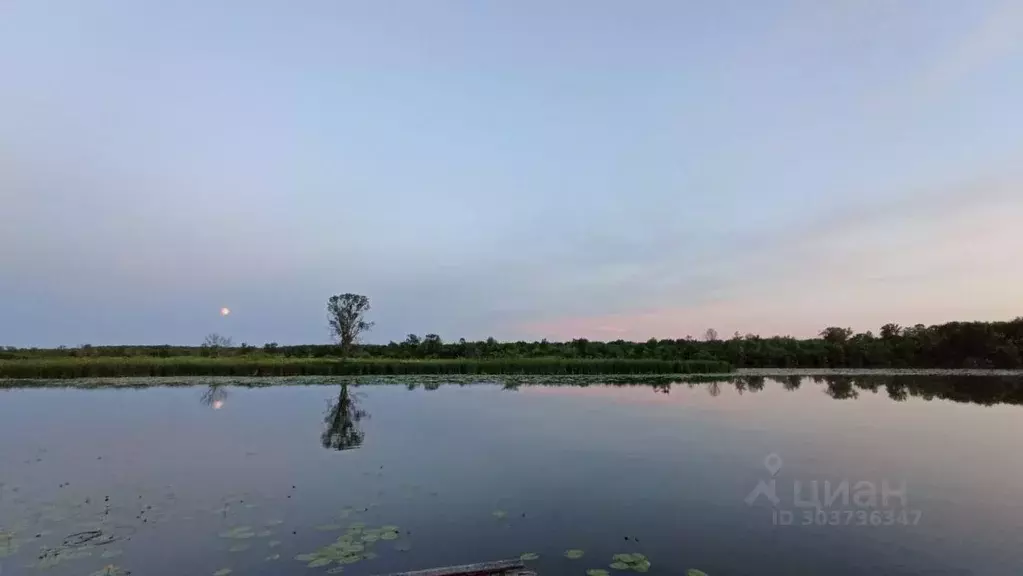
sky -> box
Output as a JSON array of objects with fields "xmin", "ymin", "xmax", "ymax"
[{"xmin": 2, "ymin": 0, "xmax": 1022, "ymax": 347}]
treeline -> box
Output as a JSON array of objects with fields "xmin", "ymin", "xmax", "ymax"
[
  {"xmin": 2, "ymin": 318, "xmax": 1022, "ymax": 369},
  {"xmin": 0, "ymin": 357, "xmax": 730, "ymax": 379}
]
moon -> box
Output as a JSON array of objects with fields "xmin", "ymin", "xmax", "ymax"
[{"xmin": 220, "ymin": 307, "xmax": 231, "ymax": 316}]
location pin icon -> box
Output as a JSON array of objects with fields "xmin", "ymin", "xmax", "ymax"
[{"xmin": 764, "ymin": 453, "xmax": 783, "ymax": 477}]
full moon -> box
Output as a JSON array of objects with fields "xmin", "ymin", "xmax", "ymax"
[{"xmin": 220, "ymin": 307, "xmax": 231, "ymax": 316}]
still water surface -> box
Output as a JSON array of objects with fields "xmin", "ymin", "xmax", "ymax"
[{"xmin": 1, "ymin": 376, "xmax": 1022, "ymax": 576}]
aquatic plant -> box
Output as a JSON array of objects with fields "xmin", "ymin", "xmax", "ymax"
[
  {"xmin": 564, "ymin": 549, "xmax": 585, "ymax": 559},
  {"xmin": 294, "ymin": 523, "xmax": 397, "ymax": 568},
  {"xmin": 610, "ymin": 553, "xmax": 651, "ymax": 572}
]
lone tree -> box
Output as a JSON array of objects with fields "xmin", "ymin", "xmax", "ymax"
[
  {"xmin": 202, "ymin": 333, "xmax": 233, "ymax": 357},
  {"xmin": 327, "ymin": 293, "xmax": 374, "ymax": 354}
]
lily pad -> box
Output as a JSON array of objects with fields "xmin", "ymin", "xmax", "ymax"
[
  {"xmin": 587, "ymin": 571, "xmax": 610, "ymax": 576},
  {"xmin": 380, "ymin": 531, "xmax": 399, "ymax": 541},
  {"xmin": 339, "ymin": 554, "xmax": 363, "ymax": 565},
  {"xmin": 266, "ymin": 554, "xmax": 281, "ymax": 561},
  {"xmin": 213, "ymin": 569, "xmax": 233, "ymax": 576},
  {"xmin": 381, "ymin": 525, "xmax": 400, "ymax": 532},
  {"xmin": 309, "ymin": 558, "xmax": 333, "ymax": 568},
  {"xmin": 316, "ymin": 524, "xmax": 343, "ymax": 531},
  {"xmin": 492, "ymin": 510, "xmax": 508, "ymax": 519},
  {"xmin": 0, "ymin": 532, "xmax": 22, "ymax": 558},
  {"xmin": 219, "ymin": 527, "xmax": 256, "ymax": 539},
  {"xmin": 268, "ymin": 540, "xmax": 282, "ymax": 548},
  {"xmin": 565, "ymin": 549, "xmax": 585, "ymax": 559},
  {"xmin": 687, "ymin": 571, "xmax": 709, "ymax": 576},
  {"xmin": 90, "ymin": 565, "xmax": 127, "ymax": 576},
  {"xmin": 265, "ymin": 519, "xmax": 284, "ymax": 526},
  {"xmin": 520, "ymin": 552, "xmax": 539, "ymax": 561},
  {"xmin": 610, "ymin": 562, "xmax": 631, "ymax": 570},
  {"xmin": 361, "ymin": 533, "xmax": 379, "ymax": 543},
  {"xmin": 295, "ymin": 553, "xmax": 317, "ymax": 562},
  {"xmin": 362, "ymin": 551, "xmax": 378, "ymax": 560},
  {"xmin": 612, "ymin": 554, "xmax": 636, "ymax": 563}
]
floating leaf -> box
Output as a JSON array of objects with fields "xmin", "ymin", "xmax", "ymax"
[
  {"xmin": 360, "ymin": 533, "xmax": 379, "ymax": 543},
  {"xmin": 380, "ymin": 525, "xmax": 399, "ymax": 532},
  {"xmin": 610, "ymin": 562, "xmax": 630, "ymax": 570},
  {"xmin": 316, "ymin": 524, "xmax": 343, "ymax": 532},
  {"xmin": 61, "ymin": 549, "xmax": 93, "ymax": 561},
  {"xmin": 265, "ymin": 519, "xmax": 284, "ymax": 526},
  {"xmin": 492, "ymin": 510, "xmax": 508, "ymax": 519},
  {"xmin": 565, "ymin": 549, "xmax": 585, "ymax": 559},
  {"xmin": 687, "ymin": 571, "xmax": 709, "ymax": 576},
  {"xmin": 612, "ymin": 554, "xmax": 636, "ymax": 564},
  {"xmin": 587, "ymin": 571, "xmax": 610, "ymax": 576},
  {"xmin": 633, "ymin": 565, "xmax": 649, "ymax": 573},
  {"xmin": 380, "ymin": 531, "xmax": 399, "ymax": 541},
  {"xmin": 219, "ymin": 527, "xmax": 256, "ymax": 539},
  {"xmin": 520, "ymin": 553, "xmax": 539, "ymax": 561},
  {"xmin": 213, "ymin": 569, "xmax": 232, "ymax": 576},
  {"xmin": 268, "ymin": 540, "xmax": 282, "ymax": 548},
  {"xmin": 295, "ymin": 554, "xmax": 317, "ymax": 562},
  {"xmin": 338, "ymin": 543, "xmax": 365, "ymax": 554},
  {"xmin": 339, "ymin": 555, "xmax": 362, "ymax": 565},
  {"xmin": 308, "ymin": 558, "xmax": 333, "ymax": 568},
  {"xmin": 266, "ymin": 554, "xmax": 281, "ymax": 561},
  {"xmin": 362, "ymin": 551, "xmax": 378, "ymax": 560},
  {"xmin": 90, "ymin": 565, "xmax": 127, "ymax": 576}
]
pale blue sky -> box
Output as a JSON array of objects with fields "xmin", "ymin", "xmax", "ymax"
[{"xmin": 2, "ymin": 0, "xmax": 1022, "ymax": 347}]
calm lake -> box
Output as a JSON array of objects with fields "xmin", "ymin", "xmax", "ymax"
[{"xmin": 2, "ymin": 375, "xmax": 1022, "ymax": 576}]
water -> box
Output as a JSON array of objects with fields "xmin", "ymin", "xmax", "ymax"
[{"xmin": 2, "ymin": 375, "xmax": 1022, "ymax": 576}]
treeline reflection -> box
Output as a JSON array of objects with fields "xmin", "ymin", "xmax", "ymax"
[{"xmin": 570, "ymin": 375, "xmax": 1023, "ymax": 406}]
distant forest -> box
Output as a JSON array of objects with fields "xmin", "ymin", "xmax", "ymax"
[{"xmin": 3, "ymin": 318, "xmax": 1022, "ymax": 369}]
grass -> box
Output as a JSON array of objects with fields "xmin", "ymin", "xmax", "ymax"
[{"xmin": 0, "ymin": 357, "xmax": 733, "ymax": 379}]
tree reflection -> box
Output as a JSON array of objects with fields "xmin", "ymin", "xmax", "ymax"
[
  {"xmin": 782, "ymin": 375, "xmax": 802, "ymax": 391},
  {"xmin": 322, "ymin": 384, "xmax": 369, "ymax": 451},
  {"xmin": 200, "ymin": 384, "xmax": 228, "ymax": 410},
  {"xmin": 823, "ymin": 376, "xmax": 859, "ymax": 400}
]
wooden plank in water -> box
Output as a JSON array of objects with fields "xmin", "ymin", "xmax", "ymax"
[{"xmin": 375, "ymin": 559, "xmax": 530, "ymax": 576}]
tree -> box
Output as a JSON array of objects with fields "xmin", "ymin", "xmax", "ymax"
[
  {"xmin": 820, "ymin": 326, "xmax": 853, "ymax": 344},
  {"xmin": 327, "ymin": 294, "xmax": 374, "ymax": 354},
  {"xmin": 202, "ymin": 333, "xmax": 232, "ymax": 357},
  {"xmin": 422, "ymin": 334, "xmax": 443, "ymax": 357},
  {"xmin": 704, "ymin": 328, "xmax": 719, "ymax": 342},
  {"xmin": 880, "ymin": 323, "xmax": 902, "ymax": 340}
]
